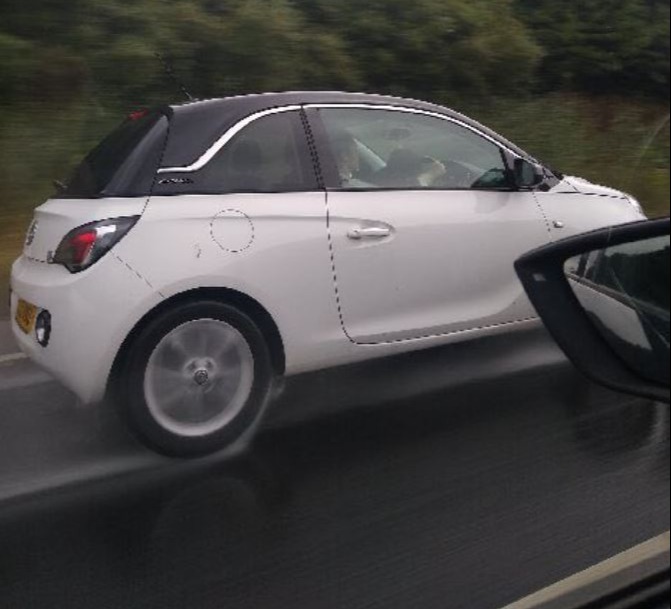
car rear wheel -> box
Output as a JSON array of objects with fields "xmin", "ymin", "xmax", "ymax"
[{"xmin": 116, "ymin": 301, "xmax": 273, "ymax": 457}]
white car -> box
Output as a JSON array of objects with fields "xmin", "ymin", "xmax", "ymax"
[{"xmin": 10, "ymin": 92, "xmax": 646, "ymax": 456}]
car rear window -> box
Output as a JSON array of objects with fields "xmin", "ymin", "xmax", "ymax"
[{"xmin": 58, "ymin": 111, "xmax": 168, "ymax": 199}]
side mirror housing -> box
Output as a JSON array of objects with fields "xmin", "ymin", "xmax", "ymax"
[
  {"xmin": 513, "ymin": 158, "xmax": 544, "ymax": 189},
  {"xmin": 516, "ymin": 218, "xmax": 671, "ymax": 404}
]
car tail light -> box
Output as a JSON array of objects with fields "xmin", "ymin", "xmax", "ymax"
[
  {"xmin": 52, "ymin": 216, "xmax": 139, "ymax": 273},
  {"xmin": 128, "ymin": 109, "xmax": 149, "ymax": 121}
]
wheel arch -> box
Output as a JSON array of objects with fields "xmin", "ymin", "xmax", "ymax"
[{"xmin": 108, "ymin": 287, "xmax": 286, "ymax": 396}]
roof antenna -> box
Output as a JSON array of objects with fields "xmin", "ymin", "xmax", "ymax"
[{"xmin": 155, "ymin": 52, "xmax": 195, "ymax": 102}]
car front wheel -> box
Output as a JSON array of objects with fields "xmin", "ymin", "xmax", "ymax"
[{"xmin": 116, "ymin": 301, "xmax": 273, "ymax": 457}]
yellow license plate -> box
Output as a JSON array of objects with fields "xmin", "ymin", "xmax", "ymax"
[{"xmin": 15, "ymin": 299, "xmax": 38, "ymax": 335}]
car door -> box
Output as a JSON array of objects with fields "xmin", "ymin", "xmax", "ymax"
[
  {"xmin": 307, "ymin": 105, "xmax": 552, "ymax": 345},
  {"xmin": 128, "ymin": 108, "xmax": 339, "ymax": 359}
]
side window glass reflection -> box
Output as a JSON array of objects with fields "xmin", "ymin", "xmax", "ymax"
[{"xmin": 319, "ymin": 108, "xmax": 510, "ymax": 191}]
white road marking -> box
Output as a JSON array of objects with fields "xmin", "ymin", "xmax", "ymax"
[
  {"xmin": 0, "ymin": 352, "xmax": 27, "ymax": 365},
  {"xmin": 502, "ymin": 532, "xmax": 670, "ymax": 608}
]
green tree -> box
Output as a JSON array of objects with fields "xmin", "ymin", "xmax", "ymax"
[
  {"xmin": 160, "ymin": 0, "xmax": 360, "ymax": 98},
  {"xmin": 517, "ymin": 0, "xmax": 670, "ymax": 98},
  {"xmin": 295, "ymin": 0, "xmax": 542, "ymax": 99}
]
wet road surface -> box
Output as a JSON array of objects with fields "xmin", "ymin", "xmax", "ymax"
[{"xmin": 0, "ymin": 328, "xmax": 668, "ymax": 608}]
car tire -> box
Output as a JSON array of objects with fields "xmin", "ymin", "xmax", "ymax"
[{"xmin": 116, "ymin": 301, "xmax": 274, "ymax": 457}]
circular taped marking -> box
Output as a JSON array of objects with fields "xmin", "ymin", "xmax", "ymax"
[{"xmin": 210, "ymin": 209, "xmax": 255, "ymax": 253}]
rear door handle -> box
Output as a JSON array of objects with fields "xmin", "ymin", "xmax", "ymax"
[{"xmin": 347, "ymin": 226, "xmax": 392, "ymax": 240}]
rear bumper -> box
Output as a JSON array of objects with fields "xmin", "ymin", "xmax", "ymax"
[{"xmin": 10, "ymin": 254, "xmax": 160, "ymax": 404}]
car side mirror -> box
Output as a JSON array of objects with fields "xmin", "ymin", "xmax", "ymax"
[
  {"xmin": 513, "ymin": 158, "xmax": 544, "ymax": 189},
  {"xmin": 515, "ymin": 217, "xmax": 671, "ymax": 404}
]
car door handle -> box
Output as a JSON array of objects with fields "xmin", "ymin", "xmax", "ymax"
[{"xmin": 347, "ymin": 226, "xmax": 392, "ymax": 240}]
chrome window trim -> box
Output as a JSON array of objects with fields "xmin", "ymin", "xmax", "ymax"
[
  {"xmin": 158, "ymin": 105, "xmax": 302, "ymax": 174},
  {"xmin": 158, "ymin": 102, "xmax": 524, "ymax": 175},
  {"xmin": 305, "ymin": 103, "xmax": 523, "ymax": 160}
]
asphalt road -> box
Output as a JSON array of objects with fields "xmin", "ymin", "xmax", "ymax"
[
  {"xmin": 0, "ymin": 324, "xmax": 668, "ymax": 609},
  {"xmin": 0, "ymin": 319, "xmax": 16, "ymax": 357}
]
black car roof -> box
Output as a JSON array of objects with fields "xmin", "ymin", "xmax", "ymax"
[{"xmin": 162, "ymin": 91, "xmax": 532, "ymax": 168}]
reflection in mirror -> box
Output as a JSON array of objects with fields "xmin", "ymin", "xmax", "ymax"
[{"xmin": 564, "ymin": 235, "xmax": 670, "ymax": 387}]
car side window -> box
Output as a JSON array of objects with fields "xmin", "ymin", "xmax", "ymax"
[
  {"xmin": 187, "ymin": 110, "xmax": 317, "ymax": 194},
  {"xmin": 318, "ymin": 108, "xmax": 510, "ymax": 191}
]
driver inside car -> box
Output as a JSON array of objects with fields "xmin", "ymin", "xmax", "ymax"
[
  {"xmin": 331, "ymin": 131, "xmax": 374, "ymax": 188},
  {"xmin": 374, "ymin": 147, "xmax": 446, "ymax": 188}
]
